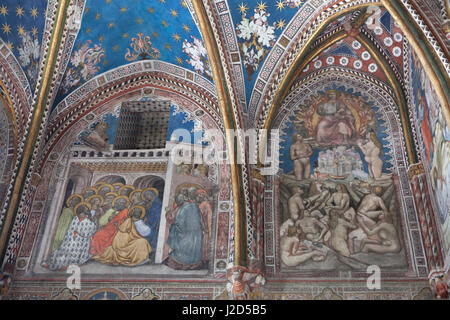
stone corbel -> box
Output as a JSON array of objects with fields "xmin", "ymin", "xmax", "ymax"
[
  {"xmin": 226, "ymin": 266, "xmax": 266, "ymax": 300},
  {"xmin": 428, "ymin": 269, "xmax": 449, "ymax": 299},
  {"xmin": 0, "ymin": 271, "xmax": 11, "ymax": 299}
]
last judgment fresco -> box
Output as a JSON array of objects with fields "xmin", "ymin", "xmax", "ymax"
[{"xmin": 278, "ymin": 88, "xmax": 407, "ymax": 272}]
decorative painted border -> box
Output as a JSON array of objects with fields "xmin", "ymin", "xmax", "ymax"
[
  {"xmin": 407, "ymin": 0, "xmax": 449, "ymax": 64},
  {"xmin": 210, "ymin": 0, "xmax": 247, "ymax": 115},
  {"xmin": 399, "ymin": 0, "xmax": 449, "ymax": 74},
  {"xmin": 4, "ymin": 279, "xmax": 430, "ymax": 300},
  {"xmin": 0, "ymin": 39, "xmax": 33, "ymax": 119},
  {"xmin": 200, "ymin": 0, "xmax": 254, "ymax": 262},
  {"xmin": 1, "ymin": 0, "xmax": 103, "ymax": 270},
  {"xmin": 45, "ymin": 0, "xmax": 87, "ymax": 115},
  {"xmin": 250, "ymin": 0, "xmax": 370, "ymax": 124},
  {"xmin": 50, "ymin": 60, "xmax": 218, "ymax": 125},
  {"xmin": 0, "ymin": 0, "xmax": 62, "ymax": 251}
]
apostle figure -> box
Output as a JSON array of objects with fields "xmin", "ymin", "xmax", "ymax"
[
  {"xmin": 45, "ymin": 202, "xmax": 97, "ymax": 270},
  {"xmin": 129, "ymin": 189, "xmax": 143, "ymax": 206},
  {"xmin": 90, "ymin": 196, "xmax": 129, "ymax": 256},
  {"xmin": 101, "ymin": 192, "xmax": 117, "ymax": 213},
  {"xmin": 93, "ymin": 206, "xmax": 151, "ymax": 266},
  {"xmin": 97, "ymin": 184, "xmax": 113, "ymax": 197},
  {"xmin": 87, "ymin": 194, "xmax": 104, "ymax": 222},
  {"xmin": 164, "ymin": 189, "xmax": 204, "ymax": 270},
  {"xmin": 315, "ymin": 90, "xmax": 355, "ymax": 146},
  {"xmin": 52, "ymin": 194, "xmax": 83, "ymax": 252},
  {"xmin": 98, "ymin": 194, "xmax": 123, "ymax": 227},
  {"xmin": 118, "ymin": 185, "xmax": 135, "ymax": 197},
  {"xmin": 142, "ymin": 188, "xmax": 162, "ymax": 259},
  {"xmin": 112, "ymin": 182, "xmax": 124, "ymax": 193},
  {"xmin": 82, "ymin": 187, "xmax": 97, "ymax": 201}
]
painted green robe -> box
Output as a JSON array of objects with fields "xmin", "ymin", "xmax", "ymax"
[
  {"xmin": 99, "ymin": 208, "xmax": 117, "ymax": 227},
  {"xmin": 52, "ymin": 207, "xmax": 75, "ymax": 252}
]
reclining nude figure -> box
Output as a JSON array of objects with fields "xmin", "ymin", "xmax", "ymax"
[
  {"xmin": 358, "ymin": 213, "xmax": 401, "ymax": 254},
  {"xmin": 348, "ymin": 186, "xmax": 389, "ymax": 253},
  {"xmin": 281, "ymin": 226, "xmax": 327, "ymax": 267}
]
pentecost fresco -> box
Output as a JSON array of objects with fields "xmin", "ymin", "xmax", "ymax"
[
  {"xmin": 278, "ymin": 88, "xmax": 406, "ymax": 272},
  {"xmin": 43, "ymin": 176, "xmax": 217, "ymax": 272}
]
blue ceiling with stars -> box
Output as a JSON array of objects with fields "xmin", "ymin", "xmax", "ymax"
[
  {"xmin": 0, "ymin": 0, "xmax": 47, "ymax": 90},
  {"xmin": 229, "ymin": 0, "xmax": 306, "ymax": 104},
  {"xmin": 0, "ymin": 1, "xmax": 412, "ymax": 119},
  {"xmin": 55, "ymin": 0, "xmax": 211, "ymax": 108}
]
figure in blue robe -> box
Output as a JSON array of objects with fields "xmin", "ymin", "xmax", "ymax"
[
  {"xmin": 143, "ymin": 191, "xmax": 162, "ymax": 260},
  {"xmin": 166, "ymin": 201, "xmax": 203, "ymax": 268}
]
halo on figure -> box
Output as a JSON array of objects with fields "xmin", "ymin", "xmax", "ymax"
[
  {"xmin": 97, "ymin": 183, "xmax": 114, "ymax": 194},
  {"xmin": 141, "ymin": 187, "xmax": 159, "ymax": 200},
  {"xmin": 128, "ymin": 205, "xmax": 146, "ymax": 220},
  {"xmin": 74, "ymin": 202, "xmax": 92, "ymax": 216},
  {"xmin": 129, "ymin": 189, "xmax": 142, "ymax": 200},
  {"xmin": 87, "ymin": 194, "xmax": 104, "ymax": 206},
  {"xmin": 112, "ymin": 195, "xmax": 130, "ymax": 208},
  {"xmin": 175, "ymin": 183, "xmax": 203, "ymax": 196},
  {"xmin": 118, "ymin": 185, "xmax": 135, "ymax": 196},
  {"xmin": 112, "ymin": 182, "xmax": 125, "ymax": 192},
  {"xmin": 112, "ymin": 182, "xmax": 124, "ymax": 187},
  {"xmin": 104, "ymin": 192, "xmax": 118, "ymax": 199},
  {"xmin": 93, "ymin": 181, "xmax": 107, "ymax": 189},
  {"xmin": 66, "ymin": 194, "xmax": 83, "ymax": 207},
  {"xmin": 82, "ymin": 187, "xmax": 98, "ymax": 197}
]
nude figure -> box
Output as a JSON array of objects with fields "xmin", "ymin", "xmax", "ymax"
[
  {"xmin": 329, "ymin": 210, "xmax": 357, "ymax": 257},
  {"xmin": 280, "ymin": 218, "xmax": 295, "ymax": 237},
  {"xmin": 290, "ymin": 134, "xmax": 313, "ymax": 180},
  {"xmin": 359, "ymin": 213, "xmax": 401, "ymax": 254},
  {"xmin": 348, "ymin": 186, "xmax": 389, "ymax": 253},
  {"xmin": 281, "ymin": 226, "xmax": 327, "ymax": 267},
  {"xmin": 295, "ymin": 210, "xmax": 329, "ymax": 243},
  {"xmin": 355, "ymin": 186, "xmax": 388, "ymax": 227},
  {"xmin": 358, "ymin": 132, "xmax": 383, "ymax": 179},
  {"xmin": 325, "ymin": 184, "xmax": 351, "ymax": 216},
  {"xmin": 307, "ymin": 182, "xmax": 331, "ymax": 211},
  {"xmin": 288, "ymin": 187, "xmax": 305, "ymax": 220}
]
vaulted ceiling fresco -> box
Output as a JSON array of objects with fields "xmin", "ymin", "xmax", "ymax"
[
  {"xmin": 0, "ymin": 0, "xmax": 47, "ymax": 90},
  {"xmin": 296, "ymin": 9, "xmax": 405, "ymax": 85},
  {"xmin": 229, "ymin": 0, "xmax": 307, "ymax": 105},
  {"xmin": 54, "ymin": 0, "xmax": 212, "ymax": 107},
  {"xmin": 0, "ymin": 0, "xmax": 448, "ymax": 301}
]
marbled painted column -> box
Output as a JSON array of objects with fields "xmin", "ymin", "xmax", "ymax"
[
  {"xmin": 248, "ymin": 169, "xmax": 265, "ymax": 272},
  {"xmin": 408, "ymin": 163, "xmax": 445, "ymax": 271}
]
